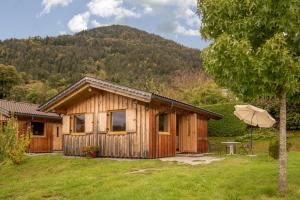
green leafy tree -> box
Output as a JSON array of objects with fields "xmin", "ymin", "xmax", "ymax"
[
  {"xmin": 0, "ymin": 64, "xmax": 23, "ymax": 98},
  {"xmin": 198, "ymin": 0, "xmax": 300, "ymax": 193}
]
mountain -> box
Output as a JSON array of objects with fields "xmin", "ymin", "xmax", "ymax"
[{"xmin": 0, "ymin": 25, "xmax": 203, "ymax": 92}]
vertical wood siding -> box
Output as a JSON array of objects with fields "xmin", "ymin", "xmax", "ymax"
[
  {"xmin": 64, "ymin": 91, "xmax": 150, "ymax": 158},
  {"xmin": 178, "ymin": 114, "xmax": 208, "ymax": 154},
  {"xmin": 179, "ymin": 113, "xmax": 198, "ymax": 153},
  {"xmin": 148, "ymin": 107, "xmax": 176, "ymax": 158},
  {"xmin": 197, "ymin": 115, "xmax": 208, "ymax": 153},
  {"xmin": 18, "ymin": 120, "xmax": 54, "ymax": 153}
]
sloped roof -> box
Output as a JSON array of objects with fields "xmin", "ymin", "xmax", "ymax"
[
  {"xmin": 39, "ymin": 77, "xmax": 223, "ymax": 120},
  {"xmin": 0, "ymin": 99, "xmax": 61, "ymax": 120}
]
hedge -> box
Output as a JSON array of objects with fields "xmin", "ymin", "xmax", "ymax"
[{"xmin": 202, "ymin": 103, "xmax": 247, "ymax": 137}]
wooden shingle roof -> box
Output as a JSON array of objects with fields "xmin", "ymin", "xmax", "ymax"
[{"xmin": 0, "ymin": 99, "xmax": 61, "ymax": 119}]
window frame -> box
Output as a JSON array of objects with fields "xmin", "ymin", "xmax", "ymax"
[
  {"xmin": 158, "ymin": 113, "xmax": 170, "ymax": 135},
  {"xmin": 72, "ymin": 114, "xmax": 85, "ymax": 134},
  {"xmin": 31, "ymin": 121, "xmax": 45, "ymax": 137},
  {"xmin": 108, "ymin": 110, "xmax": 127, "ymax": 134}
]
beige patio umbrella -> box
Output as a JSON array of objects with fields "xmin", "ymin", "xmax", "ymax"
[{"xmin": 234, "ymin": 104, "xmax": 276, "ymax": 155}]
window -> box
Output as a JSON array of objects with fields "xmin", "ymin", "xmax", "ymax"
[
  {"xmin": 32, "ymin": 122, "xmax": 44, "ymax": 136},
  {"xmin": 56, "ymin": 126, "xmax": 59, "ymax": 137},
  {"xmin": 110, "ymin": 111, "xmax": 126, "ymax": 132},
  {"xmin": 159, "ymin": 113, "xmax": 169, "ymax": 132},
  {"xmin": 74, "ymin": 114, "xmax": 85, "ymax": 133}
]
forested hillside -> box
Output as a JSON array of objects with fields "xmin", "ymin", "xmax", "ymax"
[
  {"xmin": 0, "ymin": 25, "xmax": 202, "ymax": 93},
  {"xmin": 1, "ymin": 25, "xmax": 298, "ymax": 131}
]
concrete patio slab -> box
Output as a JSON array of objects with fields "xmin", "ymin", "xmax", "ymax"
[{"xmin": 159, "ymin": 156, "xmax": 225, "ymax": 165}]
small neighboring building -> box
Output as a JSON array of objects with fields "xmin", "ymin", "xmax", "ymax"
[
  {"xmin": 39, "ymin": 77, "xmax": 223, "ymax": 158},
  {"xmin": 0, "ymin": 100, "xmax": 62, "ymax": 153}
]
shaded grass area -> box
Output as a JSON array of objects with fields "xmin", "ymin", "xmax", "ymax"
[{"xmin": 1, "ymin": 152, "xmax": 300, "ymax": 200}]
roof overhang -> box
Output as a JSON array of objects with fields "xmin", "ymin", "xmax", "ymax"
[{"xmin": 151, "ymin": 94, "xmax": 223, "ymax": 120}]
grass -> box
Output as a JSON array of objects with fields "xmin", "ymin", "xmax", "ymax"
[
  {"xmin": 1, "ymin": 152, "xmax": 300, "ymax": 199},
  {"xmin": 1, "ymin": 132, "xmax": 299, "ymax": 200}
]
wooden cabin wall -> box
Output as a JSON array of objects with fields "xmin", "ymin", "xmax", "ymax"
[
  {"xmin": 64, "ymin": 91, "xmax": 150, "ymax": 158},
  {"xmin": 148, "ymin": 107, "xmax": 176, "ymax": 158},
  {"xmin": 179, "ymin": 113, "xmax": 198, "ymax": 153},
  {"xmin": 18, "ymin": 120, "xmax": 54, "ymax": 153},
  {"xmin": 197, "ymin": 115, "xmax": 208, "ymax": 153}
]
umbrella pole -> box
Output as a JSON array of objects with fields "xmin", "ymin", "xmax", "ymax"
[
  {"xmin": 250, "ymin": 112, "xmax": 255, "ymax": 155},
  {"xmin": 250, "ymin": 126, "xmax": 253, "ymax": 155}
]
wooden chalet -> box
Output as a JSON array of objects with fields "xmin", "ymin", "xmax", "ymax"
[
  {"xmin": 39, "ymin": 77, "xmax": 223, "ymax": 158},
  {"xmin": 0, "ymin": 100, "xmax": 62, "ymax": 153}
]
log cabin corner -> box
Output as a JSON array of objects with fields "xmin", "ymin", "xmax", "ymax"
[{"xmin": 39, "ymin": 76, "xmax": 223, "ymax": 158}]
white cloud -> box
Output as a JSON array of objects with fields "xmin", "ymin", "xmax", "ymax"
[
  {"xmin": 181, "ymin": 8, "xmax": 200, "ymax": 27},
  {"xmin": 175, "ymin": 24, "xmax": 199, "ymax": 36},
  {"xmin": 87, "ymin": 0, "xmax": 140, "ymax": 20},
  {"xmin": 90, "ymin": 20, "xmax": 110, "ymax": 28},
  {"xmin": 66, "ymin": 0, "xmax": 201, "ymax": 37},
  {"xmin": 68, "ymin": 12, "xmax": 90, "ymax": 33},
  {"xmin": 40, "ymin": 0, "xmax": 73, "ymax": 15},
  {"xmin": 143, "ymin": 5, "xmax": 153, "ymax": 14},
  {"xmin": 130, "ymin": 0, "xmax": 195, "ymax": 8}
]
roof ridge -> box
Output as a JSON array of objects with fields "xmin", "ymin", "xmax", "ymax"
[{"xmin": 0, "ymin": 99, "xmax": 40, "ymax": 106}]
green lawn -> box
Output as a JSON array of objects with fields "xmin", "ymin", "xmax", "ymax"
[{"xmin": 1, "ymin": 150, "xmax": 300, "ymax": 200}]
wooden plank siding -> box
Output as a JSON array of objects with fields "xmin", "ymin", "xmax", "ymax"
[
  {"xmin": 197, "ymin": 115, "xmax": 208, "ymax": 153},
  {"xmin": 179, "ymin": 113, "xmax": 198, "ymax": 153},
  {"xmin": 17, "ymin": 120, "xmax": 59, "ymax": 153},
  {"xmin": 63, "ymin": 91, "xmax": 150, "ymax": 158},
  {"xmin": 178, "ymin": 114, "xmax": 209, "ymax": 154},
  {"xmin": 148, "ymin": 107, "xmax": 176, "ymax": 158}
]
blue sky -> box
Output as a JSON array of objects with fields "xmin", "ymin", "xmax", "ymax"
[{"xmin": 0, "ymin": 0, "xmax": 209, "ymax": 49}]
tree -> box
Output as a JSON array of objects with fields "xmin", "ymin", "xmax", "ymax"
[
  {"xmin": 198, "ymin": 0, "xmax": 300, "ymax": 193},
  {"xmin": 0, "ymin": 116, "xmax": 31, "ymax": 164},
  {"xmin": 0, "ymin": 64, "xmax": 23, "ymax": 98}
]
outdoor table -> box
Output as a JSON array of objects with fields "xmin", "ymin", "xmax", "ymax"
[{"xmin": 221, "ymin": 142, "xmax": 240, "ymax": 155}]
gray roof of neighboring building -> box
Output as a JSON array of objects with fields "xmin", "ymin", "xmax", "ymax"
[{"xmin": 0, "ymin": 99, "xmax": 61, "ymax": 120}]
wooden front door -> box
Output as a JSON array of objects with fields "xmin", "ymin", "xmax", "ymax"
[{"xmin": 52, "ymin": 124, "xmax": 62, "ymax": 151}]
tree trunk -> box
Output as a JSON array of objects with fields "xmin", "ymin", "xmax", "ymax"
[{"xmin": 278, "ymin": 90, "xmax": 287, "ymax": 193}]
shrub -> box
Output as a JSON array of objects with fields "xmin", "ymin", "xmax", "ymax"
[
  {"xmin": 269, "ymin": 139, "xmax": 292, "ymax": 159},
  {"xmin": 81, "ymin": 146, "xmax": 99, "ymax": 158},
  {"xmin": 202, "ymin": 103, "xmax": 247, "ymax": 136},
  {"xmin": 0, "ymin": 116, "xmax": 31, "ymax": 164},
  {"xmin": 236, "ymin": 128, "xmax": 277, "ymax": 142}
]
